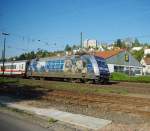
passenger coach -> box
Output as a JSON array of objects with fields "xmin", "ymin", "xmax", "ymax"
[
  {"xmin": 0, "ymin": 60, "xmax": 27, "ymax": 77},
  {"xmin": 0, "ymin": 54, "xmax": 110, "ymax": 83}
]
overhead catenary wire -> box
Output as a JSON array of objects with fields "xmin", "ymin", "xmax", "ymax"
[
  {"xmin": 0, "ymin": 31, "xmax": 58, "ymax": 54},
  {"xmin": 1, "ymin": 30, "xmax": 150, "ymax": 53},
  {"xmin": 1, "ymin": 30, "xmax": 150, "ymax": 45},
  {"xmin": 0, "ymin": 30, "xmax": 57, "ymax": 48}
]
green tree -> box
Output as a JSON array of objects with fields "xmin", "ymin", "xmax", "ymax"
[
  {"xmin": 132, "ymin": 38, "xmax": 140, "ymax": 47},
  {"xmin": 131, "ymin": 49, "xmax": 144, "ymax": 61},
  {"xmin": 114, "ymin": 39, "xmax": 126, "ymax": 48},
  {"xmin": 5, "ymin": 49, "xmax": 64, "ymax": 61},
  {"xmin": 65, "ymin": 44, "xmax": 72, "ymax": 51}
]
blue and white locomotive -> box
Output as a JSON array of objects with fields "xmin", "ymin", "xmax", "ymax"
[{"xmin": 27, "ymin": 54, "xmax": 110, "ymax": 83}]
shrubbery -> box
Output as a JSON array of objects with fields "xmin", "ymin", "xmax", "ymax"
[
  {"xmin": 111, "ymin": 72, "xmax": 150, "ymax": 83},
  {"xmin": 0, "ymin": 77, "xmax": 18, "ymax": 84}
]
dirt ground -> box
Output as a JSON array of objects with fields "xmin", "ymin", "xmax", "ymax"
[{"xmin": 0, "ymin": 79, "xmax": 150, "ymax": 130}]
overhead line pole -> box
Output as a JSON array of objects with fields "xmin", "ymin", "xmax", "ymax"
[
  {"xmin": 80, "ymin": 32, "xmax": 82, "ymax": 48},
  {"xmin": 2, "ymin": 32, "xmax": 9, "ymax": 77}
]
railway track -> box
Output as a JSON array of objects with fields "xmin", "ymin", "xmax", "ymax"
[{"xmin": 1, "ymin": 77, "xmax": 150, "ymax": 124}]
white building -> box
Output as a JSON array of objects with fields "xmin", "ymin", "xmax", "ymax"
[
  {"xmin": 83, "ymin": 39, "xmax": 97, "ymax": 48},
  {"xmin": 97, "ymin": 44, "xmax": 104, "ymax": 51},
  {"xmin": 107, "ymin": 45, "xmax": 114, "ymax": 50},
  {"xmin": 144, "ymin": 49, "xmax": 150, "ymax": 56},
  {"xmin": 141, "ymin": 57, "xmax": 150, "ymax": 75},
  {"xmin": 131, "ymin": 47, "xmax": 143, "ymax": 51}
]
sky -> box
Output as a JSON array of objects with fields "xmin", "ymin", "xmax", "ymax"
[{"xmin": 0, "ymin": 0, "xmax": 150, "ymax": 57}]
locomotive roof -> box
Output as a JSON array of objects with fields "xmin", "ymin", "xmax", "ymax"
[
  {"xmin": 36, "ymin": 54, "xmax": 91, "ymax": 61},
  {"xmin": 0, "ymin": 54, "xmax": 102, "ymax": 64},
  {"xmin": 38, "ymin": 56, "xmax": 66, "ymax": 61}
]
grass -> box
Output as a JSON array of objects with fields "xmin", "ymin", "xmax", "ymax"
[
  {"xmin": 48, "ymin": 118, "xmax": 58, "ymax": 124},
  {"xmin": 111, "ymin": 72, "xmax": 150, "ymax": 83},
  {"xmin": 18, "ymin": 79, "xmax": 128, "ymax": 95},
  {"xmin": 0, "ymin": 77, "xmax": 19, "ymax": 84},
  {"xmin": 0, "ymin": 77, "xmax": 128, "ymax": 95}
]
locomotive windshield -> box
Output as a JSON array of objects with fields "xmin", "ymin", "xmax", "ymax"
[
  {"xmin": 96, "ymin": 60, "xmax": 108, "ymax": 69},
  {"xmin": 94, "ymin": 56, "xmax": 109, "ymax": 73}
]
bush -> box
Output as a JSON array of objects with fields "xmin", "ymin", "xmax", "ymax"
[
  {"xmin": 111, "ymin": 72, "xmax": 150, "ymax": 83},
  {"xmin": 111, "ymin": 72, "xmax": 129, "ymax": 81},
  {"xmin": 130, "ymin": 76, "xmax": 150, "ymax": 83},
  {"xmin": 0, "ymin": 77, "xmax": 18, "ymax": 84}
]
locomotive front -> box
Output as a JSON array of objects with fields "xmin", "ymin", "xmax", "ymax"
[{"xmin": 91, "ymin": 55, "xmax": 110, "ymax": 83}]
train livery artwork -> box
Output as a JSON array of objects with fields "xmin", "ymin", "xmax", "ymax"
[{"xmin": 0, "ymin": 54, "xmax": 110, "ymax": 83}]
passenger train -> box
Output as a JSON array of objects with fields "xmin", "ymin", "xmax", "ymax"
[{"xmin": 0, "ymin": 54, "xmax": 110, "ymax": 83}]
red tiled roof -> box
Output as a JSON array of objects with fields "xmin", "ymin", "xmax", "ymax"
[
  {"xmin": 143, "ymin": 57, "xmax": 150, "ymax": 65},
  {"xmin": 95, "ymin": 49, "xmax": 125, "ymax": 59}
]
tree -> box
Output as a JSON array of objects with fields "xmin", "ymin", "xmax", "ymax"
[
  {"xmin": 116, "ymin": 39, "xmax": 122, "ymax": 47},
  {"xmin": 114, "ymin": 39, "xmax": 126, "ymax": 48},
  {"xmin": 72, "ymin": 45, "xmax": 79, "ymax": 50},
  {"xmin": 65, "ymin": 44, "xmax": 72, "ymax": 51},
  {"xmin": 132, "ymin": 38, "xmax": 140, "ymax": 47},
  {"xmin": 131, "ymin": 49, "xmax": 144, "ymax": 61}
]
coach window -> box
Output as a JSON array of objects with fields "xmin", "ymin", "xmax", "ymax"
[
  {"xmin": 12, "ymin": 65, "xmax": 16, "ymax": 69},
  {"xmin": 5, "ymin": 65, "xmax": 9, "ymax": 69},
  {"xmin": 1, "ymin": 66, "xmax": 4, "ymax": 70},
  {"xmin": 22, "ymin": 64, "xmax": 24, "ymax": 69},
  {"xmin": 19, "ymin": 65, "xmax": 21, "ymax": 70}
]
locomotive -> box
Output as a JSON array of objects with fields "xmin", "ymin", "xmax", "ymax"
[{"xmin": 0, "ymin": 54, "xmax": 110, "ymax": 83}]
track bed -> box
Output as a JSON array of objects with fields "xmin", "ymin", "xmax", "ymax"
[{"xmin": 1, "ymin": 78, "xmax": 150, "ymax": 129}]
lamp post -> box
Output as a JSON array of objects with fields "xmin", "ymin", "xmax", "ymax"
[{"xmin": 2, "ymin": 32, "xmax": 9, "ymax": 77}]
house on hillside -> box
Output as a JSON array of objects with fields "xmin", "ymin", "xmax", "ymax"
[
  {"xmin": 131, "ymin": 47, "xmax": 143, "ymax": 51},
  {"xmin": 144, "ymin": 49, "xmax": 150, "ymax": 56},
  {"xmin": 95, "ymin": 49, "xmax": 142, "ymax": 76},
  {"xmin": 83, "ymin": 39, "xmax": 97, "ymax": 48},
  {"xmin": 97, "ymin": 44, "xmax": 104, "ymax": 51},
  {"xmin": 141, "ymin": 57, "xmax": 150, "ymax": 75}
]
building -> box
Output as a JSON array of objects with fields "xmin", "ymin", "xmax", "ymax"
[
  {"xmin": 107, "ymin": 44, "xmax": 114, "ymax": 50},
  {"xmin": 97, "ymin": 44, "xmax": 105, "ymax": 51},
  {"xmin": 144, "ymin": 49, "xmax": 150, "ymax": 56},
  {"xmin": 95, "ymin": 49, "xmax": 142, "ymax": 75},
  {"xmin": 140, "ymin": 48, "xmax": 150, "ymax": 75},
  {"xmin": 131, "ymin": 47, "xmax": 143, "ymax": 51},
  {"xmin": 141, "ymin": 57, "xmax": 150, "ymax": 75},
  {"xmin": 83, "ymin": 39, "xmax": 97, "ymax": 48}
]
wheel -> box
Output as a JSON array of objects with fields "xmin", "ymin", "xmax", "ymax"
[
  {"xmin": 93, "ymin": 79, "xmax": 100, "ymax": 84},
  {"xmin": 85, "ymin": 79, "xmax": 94, "ymax": 84},
  {"xmin": 101, "ymin": 78, "xmax": 109, "ymax": 84}
]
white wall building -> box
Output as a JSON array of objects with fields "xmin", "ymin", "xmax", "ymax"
[
  {"xmin": 131, "ymin": 47, "xmax": 143, "ymax": 51},
  {"xmin": 107, "ymin": 45, "xmax": 114, "ymax": 50},
  {"xmin": 97, "ymin": 44, "xmax": 104, "ymax": 51},
  {"xmin": 141, "ymin": 57, "xmax": 150, "ymax": 75},
  {"xmin": 83, "ymin": 39, "xmax": 97, "ymax": 48},
  {"xmin": 144, "ymin": 49, "xmax": 150, "ymax": 56}
]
